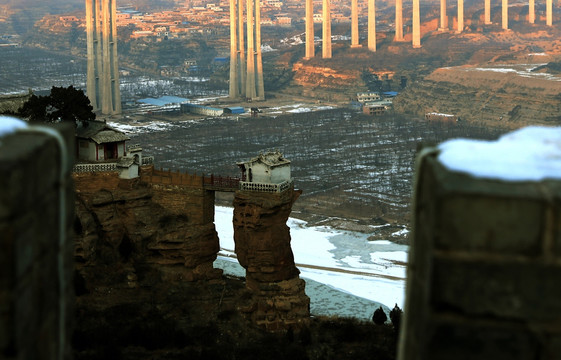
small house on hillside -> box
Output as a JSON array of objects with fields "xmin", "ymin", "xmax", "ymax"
[
  {"xmin": 237, "ymin": 151, "xmax": 293, "ymax": 193},
  {"xmin": 76, "ymin": 121, "xmax": 130, "ymax": 162}
]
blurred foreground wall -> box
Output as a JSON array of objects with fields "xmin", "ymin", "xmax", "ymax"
[
  {"xmin": 0, "ymin": 123, "xmax": 75, "ymax": 359},
  {"xmin": 399, "ymin": 144, "xmax": 561, "ymax": 360}
]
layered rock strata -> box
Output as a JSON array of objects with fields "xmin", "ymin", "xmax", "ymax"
[
  {"xmin": 233, "ymin": 188, "xmax": 310, "ymax": 330},
  {"xmin": 73, "ymin": 170, "xmax": 221, "ymax": 289}
]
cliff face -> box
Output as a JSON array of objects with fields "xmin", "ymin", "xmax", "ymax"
[
  {"xmin": 233, "ymin": 189, "xmax": 310, "ymax": 330},
  {"xmin": 73, "ymin": 171, "xmax": 221, "ymax": 289},
  {"xmin": 393, "ymin": 65, "xmax": 561, "ymax": 128}
]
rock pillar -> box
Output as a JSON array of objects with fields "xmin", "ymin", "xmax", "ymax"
[
  {"xmin": 395, "ymin": 0, "xmax": 404, "ymax": 41},
  {"xmin": 457, "ymin": 0, "xmax": 463, "ymax": 33},
  {"xmin": 439, "ymin": 0, "xmax": 448, "ymax": 31},
  {"xmin": 305, "ymin": 0, "xmax": 315, "ymax": 57},
  {"xmin": 233, "ymin": 189, "xmax": 310, "ymax": 331},
  {"xmin": 502, "ymin": 0, "xmax": 508, "ymax": 30},
  {"xmin": 351, "ymin": 0, "xmax": 361, "ymax": 48},
  {"xmin": 368, "ymin": 0, "xmax": 376, "ymax": 51},
  {"xmin": 547, "ymin": 0, "xmax": 552, "ymax": 26},
  {"xmin": 229, "ymin": 0, "xmax": 239, "ymax": 99},
  {"xmin": 322, "ymin": 0, "xmax": 332, "ymax": 58},
  {"xmin": 485, "ymin": 0, "xmax": 491, "ymax": 24},
  {"xmin": 529, "ymin": 0, "xmax": 535, "ymax": 24},
  {"xmin": 412, "ymin": 0, "xmax": 421, "ymax": 48}
]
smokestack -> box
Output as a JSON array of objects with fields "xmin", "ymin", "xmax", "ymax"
[
  {"xmin": 86, "ymin": 0, "xmax": 98, "ymax": 111},
  {"xmin": 439, "ymin": 0, "xmax": 448, "ymax": 31},
  {"xmin": 395, "ymin": 0, "xmax": 403, "ymax": 41},
  {"xmin": 351, "ymin": 0, "xmax": 361, "ymax": 48},
  {"xmin": 245, "ymin": 0, "xmax": 256, "ymax": 99},
  {"xmin": 529, "ymin": 0, "xmax": 535, "ymax": 23},
  {"xmin": 412, "ymin": 0, "xmax": 420, "ymax": 48},
  {"xmin": 457, "ymin": 0, "xmax": 463, "ymax": 33},
  {"xmin": 547, "ymin": 0, "xmax": 552, "ymax": 26},
  {"xmin": 322, "ymin": 0, "xmax": 332, "ymax": 58},
  {"xmin": 502, "ymin": 0, "xmax": 508, "ymax": 30},
  {"xmin": 255, "ymin": 0, "xmax": 265, "ymax": 100},
  {"xmin": 485, "ymin": 0, "xmax": 491, "ymax": 24},
  {"xmin": 368, "ymin": 0, "xmax": 376, "ymax": 51},
  {"xmin": 238, "ymin": 0, "xmax": 246, "ymax": 97},
  {"xmin": 305, "ymin": 0, "xmax": 315, "ymax": 57},
  {"xmin": 98, "ymin": 0, "xmax": 121, "ymax": 115},
  {"xmin": 229, "ymin": 0, "xmax": 239, "ymax": 99}
]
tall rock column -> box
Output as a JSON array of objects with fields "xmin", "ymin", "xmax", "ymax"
[
  {"xmin": 233, "ymin": 189, "xmax": 310, "ymax": 331},
  {"xmin": 439, "ymin": 0, "xmax": 448, "ymax": 31},
  {"xmin": 457, "ymin": 0, "xmax": 464, "ymax": 33},
  {"xmin": 412, "ymin": 0, "xmax": 421, "ymax": 48},
  {"xmin": 305, "ymin": 0, "xmax": 315, "ymax": 57},
  {"xmin": 322, "ymin": 0, "xmax": 332, "ymax": 58},
  {"xmin": 485, "ymin": 0, "xmax": 491, "ymax": 24},
  {"xmin": 368, "ymin": 0, "xmax": 376, "ymax": 51},
  {"xmin": 547, "ymin": 0, "xmax": 552, "ymax": 26},
  {"xmin": 502, "ymin": 0, "xmax": 509, "ymax": 30},
  {"xmin": 229, "ymin": 0, "xmax": 239, "ymax": 99},
  {"xmin": 395, "ymin": 0, "xmax": 404, "ymax": 40},
  {"xmin": 529, "ymin": 0, "xmax": 535, "ymax": 24},
  {"xmin": 351, "ymin": 0, "xmax": 361, "ymax": 48}
]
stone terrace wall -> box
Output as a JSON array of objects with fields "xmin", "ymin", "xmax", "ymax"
[
  {"xmin": 0, "ymin": 124, "xmax": 75, "ymax": 360},
  {"xmin": 398, "ymin": 152, "xmax": 561, "ymax": 360}
]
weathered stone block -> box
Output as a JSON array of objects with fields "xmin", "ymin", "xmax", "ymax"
[
  {"xmin": 427, "ymin": 317, "xmax": 539, "ymax": 360},
  {"xmin": 432, "ymin": 256, "xmax": 561, "ymax": 322},
  {"xmin": 438, "ymin": 195, "xmax": 543, "ymax": 255}
]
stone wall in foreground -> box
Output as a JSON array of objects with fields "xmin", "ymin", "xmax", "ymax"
[
  {"xmin": 398, "ymin": 152, "xmax": 561, "ymax": 360},
  {"xmin": 0, "ymin": 124, "xmax": 75, "ymax": 360}
]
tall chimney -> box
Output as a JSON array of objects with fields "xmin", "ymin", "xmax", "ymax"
[
  {"xmin": 457, "ymin": 0, "xmax": 464, "ymax": 33},
  {"xmin": 529, "ymin": 0, "xmax": 535, "ymax": 23},
  {"xmin": 395, "ymin": 0, "xmax": 404, "ymax": 41},
  {"xmin": 86, "ymin": 0, "xmax": 99, "ymax": 111},
  {"xmin": 245, "ymin": 0, "xmax": 256, "ymax": 99},
  {"xmin": 439, "ymin": 0, "xmax": 448, "ymax": 31},
  {"xmin": 305, "ymin": 0, "xmax": 315, "ymax": 57},
  {"xmin": 100, "ymin": 0, "xmax": 120, "ymax": 115},
  {"xmin": 351, "ymin": 0, "xmax": 361, "ymax": 48},
  {"xmin": 368, "ymin": 0, "xmax": 376, "ymax": 51},
  {"xmin": 547, "ymin": 0, "xmax": 552, "ymax": 26},
  {"xmin": 109, "ymin": 0, "xmax": 121, "ymax": 114},
  {"xmin": 255, "ymin": 0, "xmax": 265, "ymax": 100},
  {"xmin": 502, "ymin": 0, "xmax": 508, "ymax": 30},
  {"xmin": 229, "ymin": 0, "xmax": 239, "ymax": 98},
  {"xmin": 412, "ymin": 0, "xmax": 421, "ymax": 48},
  {"xmin": 322, "ymin": 0, "xmax": 332, "ymax": 58},
  {"xmin": 238, "ymin": 0, "xmax": 246, "ymax": 97},
  {"xmin": 485, "ymin": 0, "xmax": 491, "ymax": 24}
]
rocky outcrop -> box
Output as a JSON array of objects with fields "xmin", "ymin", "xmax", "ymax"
[
  {"xmin": 393, "ymin": 64, "xmax": 561, "ymax": 128},
  {"xmin": 233, "ymin": 188, "xmax": 310, "ymax": 330},
  {"xmin": 73, "ymin": 171, "xmax": 222, "ymax": 289}
]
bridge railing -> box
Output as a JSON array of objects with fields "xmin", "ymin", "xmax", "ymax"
[
  {"xmin": 73, "ymin": 162, "xmax": 118, "ymax": 173},
  {"xmin": 239, "ymin": 179, "xmax": 293, "ymax": 193}
]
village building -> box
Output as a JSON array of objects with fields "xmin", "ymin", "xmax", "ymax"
[
  {"xmin": 357, "ymin": 92, "xmax": 381, "ymax": 103},
  {"xmin": 237, "ymin": 151, "xmax": 293, "ymax": 193},
  {"xmin": 75, "ymin": 121, "xmax": 130, "ymax": 162}
]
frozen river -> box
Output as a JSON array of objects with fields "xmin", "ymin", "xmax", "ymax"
[{"xmin": 213, "ymin": 206, "xmax": 407, "ymax": 320}]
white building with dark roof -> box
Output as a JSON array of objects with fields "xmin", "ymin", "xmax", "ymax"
[
  {"xmin": 75, "ymin": 121, "xmax": 130, "ymax": 162},
  {"xmin": 237, "ymin": 151, "xmax": 293, "ymax": 193}
]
